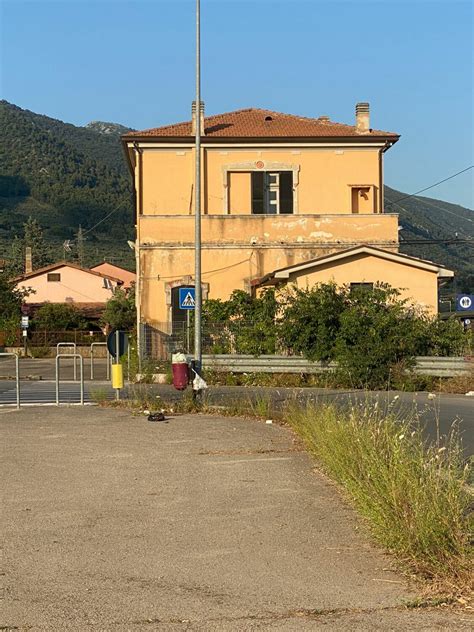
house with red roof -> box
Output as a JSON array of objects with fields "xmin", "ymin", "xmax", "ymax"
[
  {"xmin": 122, "ymin": 103, "xmax": 452, "ymax": 348},
  {"xmin": 14, "ymin": 262, "xmax": 123, "ymax": 320}
]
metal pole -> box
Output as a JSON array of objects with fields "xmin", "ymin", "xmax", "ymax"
[
  {"xmin": 73, "ymin": 342, "xmax": 77, "ymax": 382},
  {"xmin": 55, "ymin": 355, "xmax": 60, "ymax": 406},
  {"xmin": 127, "ymin": 340, "xmax": 131, "ymax": 382},
  {"xmin": 115, "ymin": 330, "xmax": 120, "ymax": 401},
  {"xmin": 187, "ymin": 310, "xmax": 190, "ymax": 353},
  {"xmin": 90, "ymin": 345, "xmax": 94, "ymax": 380},
  {"xmin": 107, "ymin": 351, "xmax": 110, "ymax": 380},
  {"xmin": 194, "ymin": 0, "xmax": 202, "ymax": 372},
  {"xmin": 15, "ymin": 354, "xmax": 20, "ymax": 409},
  {"xmin": 79, "ymin": 356, "xmax": 84, "ymax": 405}
]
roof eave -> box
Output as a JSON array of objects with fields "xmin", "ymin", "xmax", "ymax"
[{"xmin": 122, "ymin": 134, "xmax": 400, "ymax": 145}]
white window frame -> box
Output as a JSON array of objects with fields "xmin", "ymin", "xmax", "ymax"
[{"xmin": 222, "ymin": 161, "xmax": 300, "ymax": 214}]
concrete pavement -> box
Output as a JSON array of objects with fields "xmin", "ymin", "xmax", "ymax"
[{"xmin": 1, "ymin": 407, "xmax": 471, "ymax": 630}]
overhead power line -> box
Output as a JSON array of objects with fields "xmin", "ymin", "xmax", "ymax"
[
  {"xmin": 400, "ymin": 238, "xmax": 473, "ymax": 246},
  {"xmin": 385, "ymin": 165, "xmax": 473, "ymax": 208}
]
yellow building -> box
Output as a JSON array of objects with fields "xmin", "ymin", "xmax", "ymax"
[{"xmin": 122, "ymin": 103, "xmax": 452, "ymax": 350}]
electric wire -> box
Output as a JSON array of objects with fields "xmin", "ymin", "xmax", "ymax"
[{"xmin": 385, "ymin": 165, "xmax": 473, "ymax": 208}]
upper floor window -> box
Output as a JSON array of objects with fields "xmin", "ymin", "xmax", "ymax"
[
  {"xmin": 47, "ymin": 273, "xmax": 61, "ymax": 282},
  {"xmin": 350, "ymin": 185, "xmax": 375, "ymax": 214},
  {"xmin": 251, "ymin": 171, "xmax": 293, "ymax": 214}
]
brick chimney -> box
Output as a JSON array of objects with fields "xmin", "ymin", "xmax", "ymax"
[
  {"xmin": 355, "ymin": 102, "xmax": 370, "ymax": 134},
  {"xmin": 191, "ymin": 100, "xmax": 205, "ymax": 135},
  {"xmin": 25, "ymin": 246, "xmax": 32, "ymax": 274}
]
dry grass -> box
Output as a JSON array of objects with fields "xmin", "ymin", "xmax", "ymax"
[{"xmin": 286, "ymin": 400, "xmax": 473, "ymax": 596}]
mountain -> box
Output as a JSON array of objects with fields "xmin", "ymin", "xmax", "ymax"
[
  {"xmin": 0, "ymin": 100, "xmax": 134, "ymax": 267},
  {"xmin": 385, "ymin": 187, "xmax": 473, "ymax": 291},
  {"xmin": 84, "ymin": 121, "xmax": 135, "ymax": 136},
  {"xmin": 0, "ymin": 100, "xmax": 472, "ymax": 287}
]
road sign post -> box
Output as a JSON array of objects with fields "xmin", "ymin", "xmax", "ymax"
[
  {"xmin": 179, "ymin": 288, "xmax": 195, "ymax": 353},
  {"xmin": 107, "ymin": 330, "xmax": 128, "ymax": 400}
]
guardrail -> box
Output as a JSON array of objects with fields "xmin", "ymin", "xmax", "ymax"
[{"xmin": 202, "ymin": 355, "xmax": 473, "ymax": 377}]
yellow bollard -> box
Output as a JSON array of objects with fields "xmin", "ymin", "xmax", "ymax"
[{"xmin": 111, "ymin": 363, "xmax": 124, "ymax": 389}]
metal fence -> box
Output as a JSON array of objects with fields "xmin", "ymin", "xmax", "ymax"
[
  {"xmin": 141, "ymin": 322, "xmax": 279, "ymax": 361},
  {"xmin": 2, "ymin": 329, "xmax": 107, "ymax": 347}
]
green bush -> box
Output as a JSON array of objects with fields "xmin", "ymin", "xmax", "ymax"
[
  {"xmin": 29, "ymin": 346, "xmax": 52, "ymax": 358},
  {"xmin": 279, "ymin": 282, "xmax": 345, "ymax": 361},
  {"xmin": 33, "ymin": 303, "xmax": 85, "ymax": 331},
  {"xmin": 101, "ymin": 286, "xmax": 136, "ymax": 331},
  {"xmin": 201, "ymin": 289, "xmax": 278, "ymax": 355},
  {"xmin": 197, "ymin": 283, "xmax": 469, "ymax": 389}
]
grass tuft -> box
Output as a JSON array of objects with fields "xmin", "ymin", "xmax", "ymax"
[{"xmin": 286, "ymin": 400, "xmax": 473, "ymax": 594}]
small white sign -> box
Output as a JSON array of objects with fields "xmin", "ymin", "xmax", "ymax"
[{"xmin": 21, "ymin": 316, "xmax": 29, "ymax": 328}]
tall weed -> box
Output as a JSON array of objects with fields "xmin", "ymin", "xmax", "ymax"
[{"xmin": 287, "ymin": 400, "xmax": 472, "ymax": 592}]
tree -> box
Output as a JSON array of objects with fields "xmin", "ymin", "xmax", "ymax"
[
  {"xmin": 0, "ymin": 273, "xmax": 26, "ymax": 322},
  {"xmin": 279, "ymin": 282, "xmax": 345, "ymax": 361},
  {"xmin": 100, "ymin": 286, "xmax": 136, "ymax": 331},
  {"xmin": 23, "ymin": 217, "xmax": 51, "ymax": 269},
  {"xmin": 4, "ymin": 217, "xmax": 52, "ymax": 277},
  {"xmin": 200, "ymin": 289, "xmax": 278, "ymax": 355},
  {"xmin": 0, "ymin": 274, "xmax": 31, "ymax": 344}
]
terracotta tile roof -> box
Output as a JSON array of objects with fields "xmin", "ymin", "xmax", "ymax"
[
  {"xmin": 123, "ymin": 108, "xmax": 399, "ymax": 140},
  {"xmin": 13, "ymin": 261, "xmax": 123, "ymax": 283}
]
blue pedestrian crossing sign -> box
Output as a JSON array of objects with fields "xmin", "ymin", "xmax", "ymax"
[{"xmin": 179, "ymin": 287, "xmax": 195, "ymax": 310}]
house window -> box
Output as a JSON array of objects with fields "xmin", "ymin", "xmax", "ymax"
[
  {"xmin": 47, "ymin": 273, "xmax": 61, "ymax": 282},
  {"xmin": 350, "ymin": 282, "xmax": 373, "ymax": 292},
  {"xmin": 251, "ymin": 171, "xmax": 293, "ymax": 214}
]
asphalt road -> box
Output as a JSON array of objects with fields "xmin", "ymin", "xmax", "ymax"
[
  {"xmin": 146, "ymin": 384, "xmax": 474, "ymax": 458},
  {"xmin": 1, "ymin": 357, "xmax": 472, "ymax": 455},
  {"xmin": 2, "ymin": 407, "xmax": 471, "ymax": 630}
]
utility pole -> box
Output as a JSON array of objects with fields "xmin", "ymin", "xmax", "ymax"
[
  {"xmin": 77, "ymin": 225, "xmax": 85, "ymax": 267},
  {"xmin": 194, "ymin": 0, "xmax": 202, "ymax": 372}
]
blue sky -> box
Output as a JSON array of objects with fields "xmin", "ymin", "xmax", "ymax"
[{"xmin": 1, "ymin": 0, "xmax": 473, "ymax": 208}]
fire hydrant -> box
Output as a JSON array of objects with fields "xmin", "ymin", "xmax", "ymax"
[{"xmin": 171, "ymin": 352, "xmax": 189, "ymax": 391}]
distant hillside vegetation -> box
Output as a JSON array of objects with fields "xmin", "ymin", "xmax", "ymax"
[
  {"xmin": 0, "ymin": 100, "xmax": 472, "ymax": 285},
  {"xmin": 0, "ymin": 100, "xmax": 134, "ymax": 266},
  {"xmin": 386, "ymin": 187, "xmax": 473, "ymax": 289},
  {"xmin": 84, "ymin": 121, "xmax": 135, "ymax": 136}
]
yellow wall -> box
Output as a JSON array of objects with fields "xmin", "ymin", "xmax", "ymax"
[
  {"xmin": 139, "ymin": 214, "xmax": 398, "ymax": 246},
  {"xmin": 288, "ymin": 254, "xmax": 439, "ymax": 315},
  {"xmin": 140, "ymin": 147, "xmax": 381, "ymax": 215},
  {"xmin": 130, "ymin": 140, "xmax": 427, "ymax": 328},
  {"xmin": 138, "ymin": 242, "xmax": 409, "ymax": 325}
]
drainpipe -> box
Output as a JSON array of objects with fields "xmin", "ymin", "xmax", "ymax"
[
  {"xmin": 133, "ymin": 142, "xmax": 143, "ymax": 366},
  {"xmin": 378, "ymin": 141, "xmax": 391, "ymax": 214}
]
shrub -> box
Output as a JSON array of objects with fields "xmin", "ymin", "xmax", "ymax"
[
  {"xmin": 29, "ymin": 346, "xmax": 51, "ymax": 358},
  {"xmin": 33, "ymin": 303, "xmax": 85, "ymax": 331},
  {"xmin": 279, "ymin": 282, "xmax": 344, "ymax": 361},
  {"xmin": 101, "ymin": 285, "xmax": 136, "ymax": 331}
]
